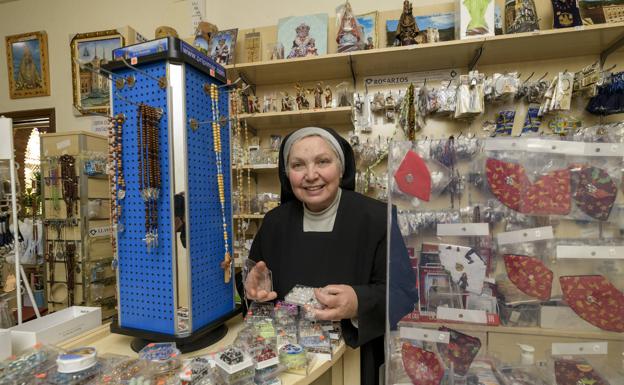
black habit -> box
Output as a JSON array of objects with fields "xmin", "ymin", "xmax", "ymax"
[{"xmin": 244, "ymin": 128, "xmax": 416, "ymax": 385}]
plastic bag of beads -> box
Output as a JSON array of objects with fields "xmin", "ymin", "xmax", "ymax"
[
  {"xmin": 91, "ymin": 356, "xmax": 146, "ymax": 385},
  {"xmin": 245, "ymin": 301, "xmax": 274, "ymax": 322},
  {"xmin": 213, "ymin": 346, "xmax": 255, "ymax": 385},
  {"xmin": 274, "ymin": 301, "xmax": 298, "ymax": 325},
  {"xmin": 138, "ymin": 343, "xmax": 181, "ymax": 375},
  {"xmin": 45, "ymin": 347, "xmax": 103, "ymax": 385},
  {"xmin": 283, "ymin": 285, "xmax": 323, "ymax": 312},
  {"xmin": 0, "ymin": 344, "xmax": 60, "ymax": 385}
]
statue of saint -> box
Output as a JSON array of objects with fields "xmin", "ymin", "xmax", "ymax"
[
  {"xmin": 336, "ymin": 1, "xmax": 362, "ymax": 52},
  {"xmin": 395, "ymin": 0, "xmax": 419, "ymax": 46}
]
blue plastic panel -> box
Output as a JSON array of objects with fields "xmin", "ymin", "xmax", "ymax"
[
  {"xmin": 185, "ymin": 65, "xmax": 235, "ymax": 331},
  {"xmin": 113, "ymin": 63, "xmax": 175, "ymax": 334}
]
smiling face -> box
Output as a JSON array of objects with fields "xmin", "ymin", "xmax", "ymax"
[{"xmin": 287, "ymin": 136, "xmax": 342, "ymax": 212}]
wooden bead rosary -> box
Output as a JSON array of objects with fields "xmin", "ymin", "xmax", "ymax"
[
  {"xmin": 59, "ymin": 155, "xmax": 78, "ymax": 219},
  {"xmin": 211, "ymin": 84, "xmax": 232, "ymax": 283},
  {"xmin": 108, "ymin": 113, "xmax": 125, "ymax": 256}
]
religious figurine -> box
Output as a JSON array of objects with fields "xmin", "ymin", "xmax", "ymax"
[
  {"xmin": 287, "ymin": 23, "xmax": 318, "ymax": 58},
  {"xmin": 505, "ymin": 0, "xmax": 539, "ymax": 33},
  {"xmin": 313, "ymin": 83, "xmax": 323, "ymax": 108},
  {"xmin": 425, "ymin": 27, "xmax": 440, "ymax": 43},
  {"xmin": 294, "ymin": 83, "xmax": 310, "ymax": 110},
  {"xmin": 213, "ymin": 37, "xmax": 230, "ymax": 65},
  {"xmin": 248, "ymin": 95, "xmax": 260, "ymax": 113},
  {"xmin": 324, "ymin": 86, "xmax": 333, "ymax": 108},
  {"xmin": 336, "ymin": 1, "xmax": 362, "ymax": 53},
  {"xmin": 364, "ymin": 36, "xmax": 374, "ymax": 50},
  {"xmin": 17, "ymin": 45, "xmax": 42, "ymax": 88},
  {"xmin": 269, "ymin": 42, "xmax": 285, "ymax": 60},
  {"xmin": 336, "ymin": 82, "xmax": 352, "ymax": 107},
  {"xmin": 281, "ymin": 92, "xmax": 295, "ymax": 111},
  {"xmin": 394, "ymin": 1, "xmax": 419, "ymax": 46}
]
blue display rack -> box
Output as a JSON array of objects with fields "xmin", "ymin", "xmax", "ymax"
[{"xmin": 103, "ymin": 37, "xmax": 238, "ymax": 349}]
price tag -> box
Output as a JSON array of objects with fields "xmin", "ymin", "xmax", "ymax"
[
  {"xmin": 437, "ymin": 223, "xmax": 489, "ymax": 236},
  {"xmin": 496, "ymin": 226, "xmax": 554, "ymax": 245},
  {"xmin": 399, "ymin": 326, "xmax": 450, "ymax": 344}
]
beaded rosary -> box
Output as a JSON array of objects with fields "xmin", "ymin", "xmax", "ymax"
[
  {"xmin": 211, "ymin": 84, "xmax": 232, "ymax": 283},
  {"xmin": 108, "ymin": 113, "xmax": 126, "ymax": 256},
  {"xmin": 232, "ymin": 92, "xmax": 246, "ymax": 258},
  {"xmin": 59, "ymin": 155, "xmax": 78, "ymax": 218},
  {"xmin": 65, "ymin": 242, "xmax": 76, "ymax": 306},
  {"xmin": 137, "ymin": 104, "xmax": 162, "ymax": 251},
  {"xmin": 46, "ymin": 157, "xmax": 61, "ymax": 212}
]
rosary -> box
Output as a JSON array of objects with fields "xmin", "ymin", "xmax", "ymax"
[
  {"xmin": 108, "ymin": 113, "xmax": 126, "ymax": 256},
  {"xmin": 137, "ymin": 104, "xmax": 162, "ymax": 251},
  {"xmin": 65, "ymin": 242, "xmax": 76, "ymax": 306},
  {"xmin": 59, "ymin": 155, "xmax": 78, "ymax": 218},
  {"xmin": 211, "ymin": 84, "xmax": 232, "ymax": 283},
  {"xmin": 46, "ymin": 157, "xmax": 61, "ymax": 212}
]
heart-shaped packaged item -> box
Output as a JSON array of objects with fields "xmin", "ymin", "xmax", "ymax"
[
  {"xmin": 436, "ymin": 327, "xmax": 481, "ymax": 376},
  {"xmin": 394, "ymin": 150, "xmax": 432, "ymax": 201},
  {"xmin": 570, "ymin": 165, "xmax": 618, "ymax": 221},
  {"xmin": 486, "ymin": 158, "xmax": 571, "ymax": 215},
  {"xmin": 401, "ymin": 343, "xmax": 445, "ymax": 385},
  {"xmin": 559, "ymin": 275, "xmax": 624, "ymax": 332},
  {"xmin": 504, "ymin": 254, "xmax": 553, "ymax": 301},
  {"xmin": 554, "ymin": 358, "xmax": 610, "ymax": 385}
]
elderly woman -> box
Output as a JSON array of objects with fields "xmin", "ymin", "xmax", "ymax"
[{"xmin": 244, "ymin": 127, "xmax": 416, "ymax": 385}]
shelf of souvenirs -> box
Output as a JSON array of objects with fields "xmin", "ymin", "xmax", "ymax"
[
  {"xmin": 226, "ymin": 21, "xmax": 624, "ymax": 86},
  {"xmin": 238, "ymin": 106, "xmax": 353, "ymax": 130},
  {"xmin": 402, "ymin": 319, "xmax": 624, "ymax": 341},
  {"xmin": 232, "ymin": 164, "xmax": 278, "ymax": 173},
  {"xmin": 233, "ymin": 213, "xmax": 265, "ymax": 220}
]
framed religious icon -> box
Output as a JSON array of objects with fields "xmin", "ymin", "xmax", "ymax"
[
  {"xmin": 209, "ymin": 29, "xmax": 238, "ymax": 65},
  {"xmin": 70, "ymin": 29, "xmax": 124, "ymax": 115},
  {"xmin": 357, "ymin": 11, "xmax": 378, "ymax": 50},
  {"xmin": 5, "ymin": 31, "xmax": 50, "ymax": 99},
  {"xmin": 278, "ymin": 13, "xmax": 328, "ymax": 58},
  {"xmin": 245, "ymin": 31, "xmax": 262, "ymax": 62}
]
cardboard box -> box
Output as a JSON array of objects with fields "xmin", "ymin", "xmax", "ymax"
[
  {"xmin": 0, "ymin": 329, "xmax": 11, "ymax": 360},
  {"xmin": 8, "ymin": 306, "xmax": 101, "ymax": 354}
]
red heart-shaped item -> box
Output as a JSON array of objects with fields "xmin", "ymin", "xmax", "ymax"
[
  {"xmin": 504, "ymin": 255, "xmax": 553, "ymax": 301},
  {"xmin": 394, "ymin": 150, "xmax": 432, "ymax": 201},
  {"xmin": 401, "ymin": 343, "xmax": 444, "ymax": 385}
]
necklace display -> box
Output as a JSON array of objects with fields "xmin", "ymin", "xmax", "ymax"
[
  {"xmin": 232, "ymin": 91, "xmax": 246, "ymax": 262},
  {"xmin": 59, "ymin": 155, "xmax": 78, "ymax": 219},
  {"xmin": 46, "ymin": 157, "xmax": 61, "ymax": 212},
  {"xmin": 65, "ymin": 242, "xmax": 76, "ymax": 306},
  {"xmin": 137, "ymin": 104, "xmax": 162, "ymax": 251},
  {"xmin": 211, "ymin": 84, "xmax": 232, "ymax": 283},
  {"xmin": 108, "ymin": 113, "xmax": 125, "ymax": 256}
]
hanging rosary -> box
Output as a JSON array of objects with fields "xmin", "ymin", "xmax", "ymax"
[
  {"xmin": 137, "ymin": 104, "xmax": 162, "ymax": 251},
  {"xmin": 46, "ymin": 157, "xmax": 61, "ymax": 212},
  {"xmin": 211, "ymin": 84, "xmax": 232, "ymax": 283},
  {"xmin": 108, "ymin": 113, "xmax": 126, "ymax": 256},
  {"xmin": 59, "ymin": 155, "xmax": 78, "ymax": 218},
  {"xmin": 65, "ymin": 242, "xmax": 76, "ymax": 306}
]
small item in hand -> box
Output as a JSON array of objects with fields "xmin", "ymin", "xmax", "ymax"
[{"xmin": 243, "ymin": 258, "xmax": 274, "ymax": 299}]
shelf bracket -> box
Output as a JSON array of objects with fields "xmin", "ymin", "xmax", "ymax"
[
  {"xmin": 468, "ymin": 45, "xmax": 484, "ymax": 71},
  {"xmin": 348, "ymin": 55, "xmax": 357, "ymax": 88},
  {"xmin": 600, "ymin": 32, "xmax": 624, "ymax": 67}
]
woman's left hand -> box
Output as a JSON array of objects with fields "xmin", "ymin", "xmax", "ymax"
[{"xmin": 313, "ymin": 285, "xmax": 358, "ymax": 321}]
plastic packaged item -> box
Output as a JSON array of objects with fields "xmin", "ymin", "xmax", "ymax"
[
  {"xmin": 45, "ymin": 347, "xmax": 103, "ymax": 385},
  {"xmin": 274, "ymin": 301, "xmax": 298, "ymax": 324},
  {"xmin": 246, "ymin": 301, "xmax": 275, "ymax": 322},
  {"xmin": 93, "ymin": 357, "xmax": 145, "ymax": 385},
  {"xmin": 214, "ymin": 346, "xmax": 254, "ymax": 384},
  {"xmin": 138, "ymin": 343, "xmax": 181, "ymax": 374},
  {"xmin": 284, "ymin": 285, "xmax": 322, "ymax": 311},
  {"xmin": 275, "ymin": 322, "xmax": 298, "ymax": 347},
  {"xmin": 179, "ymin": 356, "xmax": 214, "ymax": 385},
  {"xmin": 242, "ymin": 259, "xmax": 273, "ymax": 302},
  {"xmin": 278, "ymin": 343, "xmax": 308, "ymax": 375},
  {"xmin": 298, "ymin": 321, "xmax": 332, "ymax": 359}
]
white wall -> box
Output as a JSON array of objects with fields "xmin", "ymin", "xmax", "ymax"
[
  {"xmin": 208, "ymin": 0, "xmax": 452, "ymax": 30},
  {"xmin": 0, "ymin": 0, "xmax": 454, "ymax": 132},
  {"xmin": 0, "ymin": 0, "xmax": 191, "ymax": 132}
]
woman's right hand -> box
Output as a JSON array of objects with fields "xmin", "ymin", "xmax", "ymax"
[{"xmin": 244, "ymin": 261, "xmax": 277, "ymax": 302}]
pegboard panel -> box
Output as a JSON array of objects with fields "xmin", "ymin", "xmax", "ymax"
[
  {"xmin": 185, "ymin": 65, "xmax": 235, "ymax": 331},
  {"xmin": 113, "ymin": 62, "xmax": 175, "ymax": 334}
]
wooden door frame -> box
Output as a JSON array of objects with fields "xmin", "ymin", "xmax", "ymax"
[{"xmin": 0, "ymin": 107, "xmax": 56, "ymax": 133}]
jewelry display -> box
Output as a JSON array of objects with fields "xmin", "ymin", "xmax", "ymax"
[
  {"xmin": 136, "ymin": 104, "xmax": 162, "ymax": 251},
  {"xmin": 59, "ymin": 155, "xmax": 78, "ymax": 219},
  {"xmin": 108, "ymin": 114, "xmax": 125, "ymax": 257},
  {"xmin": 210, "ymin": 84, "xmax": 232, "ymax": 283}
]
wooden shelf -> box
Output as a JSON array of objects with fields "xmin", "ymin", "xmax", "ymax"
[
  {"xmin": 234, "ymin": 214, "xmax": 265, "ymax": 219},
  {"xmin": 233, "ymin": 164, "xmax": 278, "ymax": 173},
  {"xmin": 405, "ymin": 321, "xmax": 624, "ymax": 341},
  {"xmin": 227, "ymin": 22, "xmax": 624, "ymax": 85},
  {"xmin": 239, "ymin": 106, "xmax": 353, "ymax": 130}
]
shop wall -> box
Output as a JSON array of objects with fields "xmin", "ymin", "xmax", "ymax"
[{"xmin": 0, "ymin": 0, "xmax": 190, "ymax": 133}]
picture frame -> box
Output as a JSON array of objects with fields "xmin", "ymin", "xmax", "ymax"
[
  {"xmin": 209, "ymin": 29, "xmax": 238, "ymax": 65},
  {"xmin": 357, "ymin": 11, "xmax": 378, "ymax": 50},
  {"xmin": 415, "ymin": 13, "xmax": 456, "ymax": 41},
  {"xmin": 5, "ymin": 31, "xmax": 50, "ymax": 99},
  {"xmin": 278, "ymin": 13, "xmax": 328, "ymax": 58},
  {"xmin": 70, "ymin": 29, "xmax": 124, "ymax": 115}
]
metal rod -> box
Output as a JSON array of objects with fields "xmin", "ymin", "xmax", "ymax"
[
  {"xmin": 119, "ymin": 57, "xmax": 168, "ymax": 87},
  {"xmin": 114, "ymin": 92, "xmax": 164, "ymax": 115},
  {"xmin": 468, "ymin": 45, "xmax": 484, "ymax": 71},
  {"xmin": 600, "ymin": 32, "xmax": 624, "ymax": 67}
]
